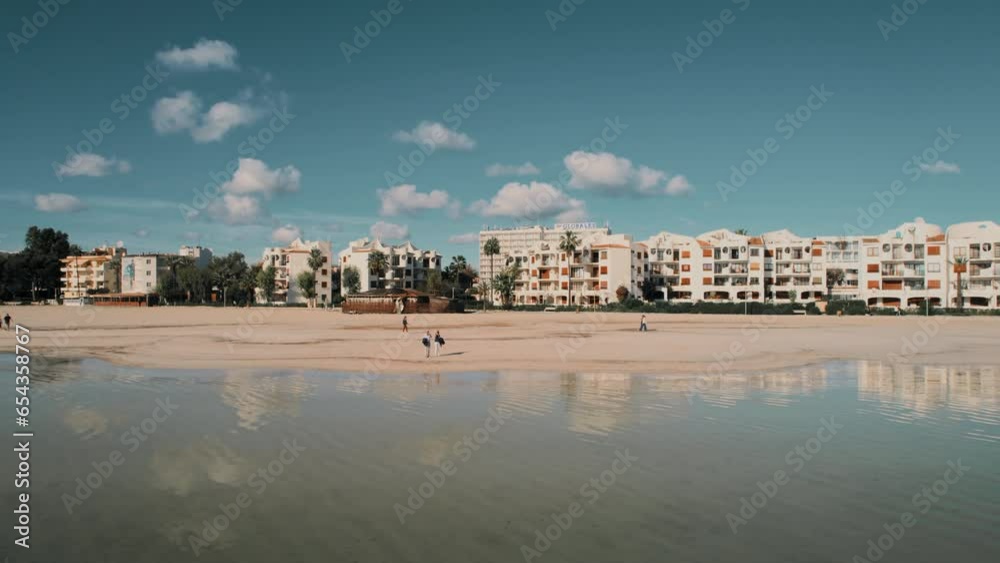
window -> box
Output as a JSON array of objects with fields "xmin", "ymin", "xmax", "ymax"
[
  {"xmin": 867, "ymin": 248, "xmax": 878, "ymax": 257},
  {"xmin": 146, "ymin": 271, "xmax": 151, "ymax": 276},
  {"xmin": 750, "ymin": 248, "xmax": 759, "ymax": 257},
  {"xmin": 928, "ymin": 263, "xmax": 940, "ymax": 273},
  {"xmin": 764, "ymin": 263, "xmax": 773, "ymax": 271},
  {"xmin": 702, "ymin": 264, "xmax": 712, "ymax": 271},
  {"xmin": 953, "ymin": 247, "xmax": 967, "ymax": 257}
]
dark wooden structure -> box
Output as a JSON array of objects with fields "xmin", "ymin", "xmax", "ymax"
[{"xmin": 342, "ymin": 288, "xmax": 464, "ymax": 314}]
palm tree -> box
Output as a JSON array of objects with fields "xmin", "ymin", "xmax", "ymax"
[
  {"xmin": 306, "ymin": 248, "xmax": 325, "ymax": 307},
  {"xmin": 368, "ymin": 250, "xmax": 389, "ymax": 289},
  {"xmin": 825, "ymin": 268, "xmax": 844, "ymax": 301},
  {"xmin": 559, "ymin": 230, "xmax": 581, "ymax": 306},
  {"xmin": 734, "ymin": 228, "xmax": 750, "ymax": 236},
  {"xmin": 952, "ymin": 256, "xmax": 968, "ymax": 310},
  {"xmin": 483, "ymin": 237, "xmax": 500, "ymax": 302}
]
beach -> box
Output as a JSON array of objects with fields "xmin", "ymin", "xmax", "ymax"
[{"xmin": 2, "ymin": 306, "xmax": 997, "ymax": 374}]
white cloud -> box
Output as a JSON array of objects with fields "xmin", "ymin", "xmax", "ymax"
[
  {"xmin": 271, "ymin": 224, "xmax": 302, "ymax": 244},
  {"xmin": 564, "ymin": 151, "xmax": 692, "ymax": 196},
  {"xmin": 192, "ymin": 101, "xmax": 262, "ymax": 142},
  {"xmin": 152, "ymin": 91, "xmax": 263, "ymax": 143},
  {"xmin": 152, "ymin": 91, "xmax": 201, "ymax": 134},
  {"xmin": 469, "ymin": 181, "xmax": 587, "ymax": 223},
  {"xmin": 155, "ymin": 39, "xmax": 239, "ymax": 71},
  {"xmin": 133, "ymin": 229, "xmax": 150, "ymax": 238},
  {"xmin": 485, "ymin": 162, "xmax": 540, "ymax": 177},
  {"xmin": 919, "ymin": 161, "xmax": 960, "ymax": 174},
  {"xmin": 55, "ymin": 153, "xmax": 131, "ymax": 179},
  {"xmin": 222, "ymin": 158, "xmax": 301, "ymax": 197},
  {"xmin": 208, "ymin": 194, "xmax": 263, "ymax": 225},
  {"xmin": 448, "ymin": 233, "xmax": 479, "ymax": 244},
  {"xmin": 377, "ymin": 184, "xmax": 454, "ymax": 217},
  {"xmin": 393, "ymin": 121, "xmax": 476, "ymax": 151},
  {"xmin": 35, "ymin": 193, "xmax": 85, "ymax": 213},
  {"xmin": 665, "ymin": 175, "xmax": 693, "ymax": 195},
  {"xmin": 370, "ymin": 221, "xmax": 409, "ymax": 241}
]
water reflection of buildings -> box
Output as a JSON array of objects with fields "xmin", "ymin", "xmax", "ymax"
[
  {"xmin": 221, "ymin": 370, "xmax": 314, "ymax": 430},
  {"xmin": 678, "ymin": 366, "xmax": 831, "ymax": 408},
  {"xmin": 857, "ymin": 362, "xmax": 1000, "ymax": 435}
]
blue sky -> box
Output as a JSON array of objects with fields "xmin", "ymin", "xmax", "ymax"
[{"xmin": 1, "ymin": 0, "xmax": 996, "ymax": 265}]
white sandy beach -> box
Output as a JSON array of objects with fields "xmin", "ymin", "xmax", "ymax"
[{"xmin": 2, "ymin": 306, "xmax": 997, "ymax": 374}]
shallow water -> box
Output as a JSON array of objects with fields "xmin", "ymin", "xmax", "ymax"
[{"xmin": 2, "ymin": 356, "xmax": 999, "ymax": 562}]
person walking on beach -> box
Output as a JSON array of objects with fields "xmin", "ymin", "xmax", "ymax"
[
  {"xmin": 422, "ymin": 331, "xmax": 432, "ymax": 358},
  {"xmin": 433, "ymin": 330, "xmax": 445, "ymax": 357},
  {"xmin": 639, "ymin": 314, "xmax": 647, "ymax": 332},
  {"xmin": 402, "ymin": 315, "xmax": 408, "ymax": 333},
  {"xmin": 3, "ymin": 312, "xmax": 11, "ymax": 331}
]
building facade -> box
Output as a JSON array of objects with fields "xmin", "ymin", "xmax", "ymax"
[
  {"xmin": 60, "ymin": 245, "xmax": 125, "ymax": 300},
  {"xmin": 483, "ymin": 218, "xmax": 1000, "ymax": 310},
  {"xmin": 179, "ymin": 245, "xmax": 214, "ymax": 268},
  {"xmin": 339, "ymin": 238, "xmax": 441, "ymax": 295},
  {"xmin": 479, "ymin": 222, "xmax": 611, "ymax": 295},
  {"xmin": 121, "ymin": 254, "xmax": 171, "ymax": 294},
  {"xmin": 259, "ymin": 239, "xmax": 334, "ymax": 305}
]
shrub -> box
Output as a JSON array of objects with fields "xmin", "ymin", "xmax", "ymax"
[{"xmin": 826, "ymin": 300, "xmax": 868, "ymax": 316}]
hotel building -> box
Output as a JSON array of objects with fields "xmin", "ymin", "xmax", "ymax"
[
  {"xmin": 482, "ymin": 218, "xmax": 1000, "ymax": 310},
  {"xmin": 120, "ymin": 246, "xmax": 215, "ymax": 295},
  {"xmin": 259, "ymin": 238, "xmax": 334, "ymax": 305},
  {"xmin": 478, "ymin": 222, "xmax": 611, "ymax": 293},
  {"xmin": 339, "ymin": 238, "xmax": 441, "ymax": 295},
  {"xmin": 60, "ymin": 245, "xmax": 125, "ymax": 300},
  {"xmin": 503, "ymin": 232, "xmax": 645, "ymax": 306}
]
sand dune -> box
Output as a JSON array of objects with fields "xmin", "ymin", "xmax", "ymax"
[{"xmin": 2, "ymin": 306, "xmax": 997, "ymax": 375}]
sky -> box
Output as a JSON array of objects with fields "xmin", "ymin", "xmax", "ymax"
[{"xmin": 1, "ymin": 0, "xmax": 997, "ymax": 267}]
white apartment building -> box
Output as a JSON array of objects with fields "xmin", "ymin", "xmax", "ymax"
[
  {"xmin": 479, "ymin": 222, "xmax": 611, "ymax": 292},
  {"xmin": 179, "ymin": 245, "xmax": 214, "ymax": 268},
  {"xmin": 121, "ymin": 253, "xmax": 170, "ymax": 294},
  {"xmin": 60, "ymin": 245, "xmax": 125, "ymax": 300},
  {"xmin": 491, "ymin": 217, "xmax": 1000, "ymax": 310},
  {"xmin": 260, "ymin": 239, "xmax": 334, "ymax": 305},
  {"xmin": 339, "ymin": 238, "xmax": 441, "ymax": 295},
  {"xmin": 121, "ymin": 246, "xmax": 215, "ymax": 295},
  {"xmin": 946, "ymin": 221, "xmax": 1000, "ymax": 309},
  {"xmin": 504, "ymin": 232, "xmax": 645, "ymax": 306}
]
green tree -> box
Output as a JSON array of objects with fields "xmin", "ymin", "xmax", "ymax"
[
  {"xmin": 342, "ymin": 265, "xmax": 361, "ymax": 294},
  {"xmin": 177, "ymin": 264, "xmax": 210, "ymax": 303},
  {"xmin": 616, "ymin": 285, "xmax": 629, "ymax": 303},
  {"xmin": 558, "ymin": 230, "xmax": 581, "ymax": 306},
  {"xmin": 425, "ymin": 269, "xmax": 444, "ymax": 295},
  {"xmin": 825, "ymin": 268, "xmax": 845, "ymax": 302},
  {"xmin": 156, "ymin": 270, "xmax": 185, "ymax": 304},
  {"xmin": 256, "ymin": 265, "xmax": 277, "ymax": 304},
  {"xmin": 952, "ymin": 257, "xmax": 968, "ymax": 310},
  {"xmin": 21, "ymin": 226, "xmax": 80, "ymax": 301},
  {"xmin": 733, "ymin": 228, "xmax": 750, "ymax": 236},
  {"xmin": 209, "ymin": 252, "xmax": 250, "ymax": 305},
  {"xmin": 297, "ymin": 270, "xmax": 317, "ymax": 303},
  {"xmin": 483, "ymin": 237, "xmax": 500, "ymax": 302},
  {"xmin": 368, "ymin": 250, "xmax": 389, "ymax": 289},
  {"xmin": 306, "ymin": 248, "xmax": 325, "ymax": 307},
  {"xmin": 491, "ymin": 264, "xmax": 519, "ymax": 308}
]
